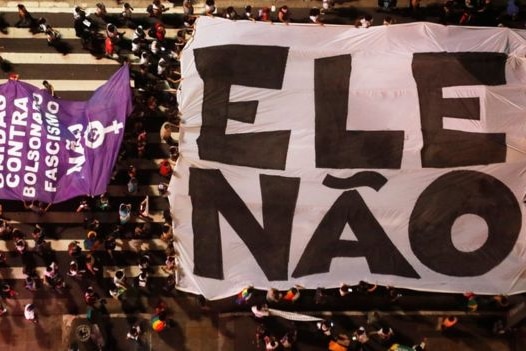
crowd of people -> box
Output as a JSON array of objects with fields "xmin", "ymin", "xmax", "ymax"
[
  {"xmin": 0, "ymin": 4, "xmax": 183, "ymax": 346},
  {"xmin": 228, "ymin": 282, "xmax": 516, "ymax": 350},
  {"xmin": 1, "ymin": 0, "xmax": 524, "ymax": 65}
]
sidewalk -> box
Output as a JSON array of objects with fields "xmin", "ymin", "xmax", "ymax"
[{"xmin": 218, "ymin": 311, "xmax": 517, "ymax": 351}]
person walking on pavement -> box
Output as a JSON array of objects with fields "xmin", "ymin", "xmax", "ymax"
[
  {"xmin": 159, "ymin": 159, "xmax": 173, "ymax": 178},
  {"xmin": 67, "ymin": 260, "xmax": 85, "ymax": 279},
  {"xmin": 328, "ymin": 334, "xmax": 350, "ymax": 351},
  {"xmin": 85, "ymin": 252, "xmax": 101, "ymax": 276},
  {"xmin": 126, "ymin": 323, "xmax": 142, "ymax": 343},
  {"xmin": 83, "ymin": 230, "xmax": 99, "ymax": 251},
  {"xmin": 42, "ymin": 80, "xmax": 57, "ymax": 97},
  {"xmin": 1, "ymin": 282, "xmax": 18, "ymax": 299},
  {"xmin": 68, "ymin": 240, "xmax": 82, "ymax": 258},
  {"xmin": 151, "ymin": 301, "xmax": 168, "ymax": 332},
  {"xmin": 24, "ymin": 303, "xmax": 38, "ymax": 323},
  {"xmin": 264, "ymin": 335, "xmax": 279, "ymax": 350},
  {"xmin": 160, "ymin": 222, "xmax": 173, "ymax": 243},
  {"xmin": 120, "ymin": 3, "xmax": 134, "ymax": 27},
  {"xmin": 136, "ymin": 271, "xmax": 149, "ymax": 292},
  {"xmin": 162, "ymin": 274, "xmax": 176, "ymax": 292},
  {"xmin": 317, "ymin": 319, "xmax": 334, "ymax": 337},
  {"xmin": 45, "ymin": 261, "xmax": 66, "ymax": 292},
  {"xmin": 24, "ymin": 273, "xmax": 38, "ymax": 292},
  {"xmin": 14, "ymin": 4, "xmax": 36, "ymax": 29},
  {"xmin": 119, "ymin": 203, "xmax": 132, "ymax": 224},
  {"xmin": 235, "ymin": 286, "xmax": 254, "ymax": 305},
  {"xmin": 104, "ymin": 232, "xmax": 117, "ymax": 263},
  {"xmin": 95, "ymin": 2, "xmax": 108, "ymax": 20},
  {"xmin": 136, "ymin": 128, "xmax": 147, "ymax": 158}
]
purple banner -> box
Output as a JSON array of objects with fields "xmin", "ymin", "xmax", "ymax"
[{"xmin": 0, "ymin": 65, "xmax": 132, "ymax": 203}]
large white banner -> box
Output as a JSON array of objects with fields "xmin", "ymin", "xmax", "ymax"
[{"xmin": 169, "ymin": 17, "xmax": 526, "ymax": 300}]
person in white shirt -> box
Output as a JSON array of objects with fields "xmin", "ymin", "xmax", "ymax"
[{"xmin": 24, "ymin": 304, "xmax": 37, "ymax": 323}]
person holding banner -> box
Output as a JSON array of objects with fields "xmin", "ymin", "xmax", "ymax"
[
  {"xmin": 109, "ymin": 283, "xmax": 127, "ymax": 300},
  {"xmin": 266, "ymin": 288, "xmax": 282, "ymax": 303},
  {"xmin": 161, "ymin": 255, "xmax": 177, "ymax": 274},
  {"xmin": 15, "ymin": 236, "xmax": 27, "ymax": 255},
  {"xmin": 282, "ymin": 287, "xmax": 301, "ymax": 303},
  {"xmin": 308, "ymin": 7, "xmax": 323, "ymax": 24},
  {"xmin": 258, "ymin": 7, "xmax": 271, "ymax": 22},
  {"xmin": 14, "ymin": 4, "xmax": 36, "ymax": 29}
]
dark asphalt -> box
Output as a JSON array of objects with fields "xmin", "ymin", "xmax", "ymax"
[{"xmin": 1, "ymin": 4, "xmax": 526, "ymax": 351}]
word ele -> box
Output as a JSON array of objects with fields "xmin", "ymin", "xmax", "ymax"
[{"xmin": 194, "ymin": 46, "xmax": 507, "ymax": 170}]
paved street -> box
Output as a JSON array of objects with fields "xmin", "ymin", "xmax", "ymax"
[{"xmin": 0, "ymin": 0, "xmax": 526, "ymax": 350}]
